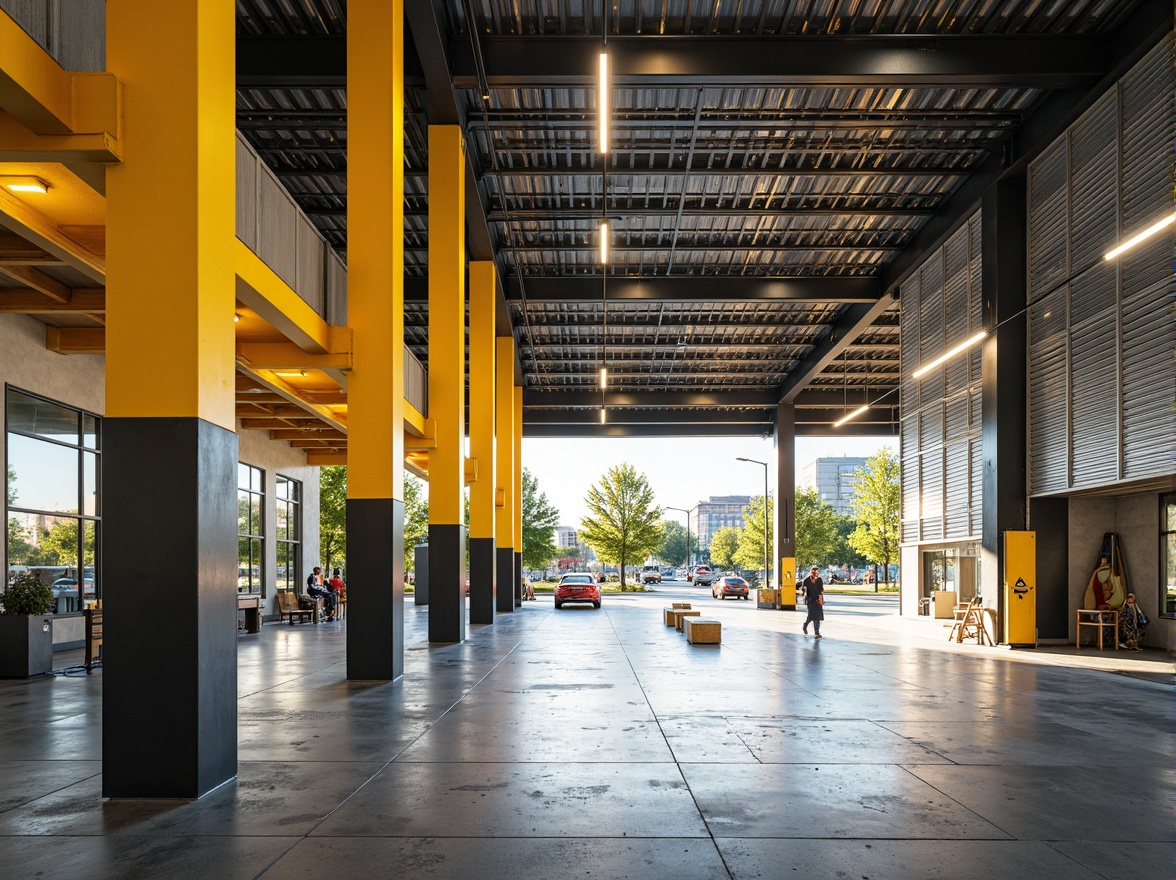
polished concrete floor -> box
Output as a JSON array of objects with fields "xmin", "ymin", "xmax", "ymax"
[{"xmin": 1, "ymin": 589, "xmax": 1172, "ymax": 879}]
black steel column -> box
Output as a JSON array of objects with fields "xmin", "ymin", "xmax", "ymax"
[
  {"xmin": 496, "ymin": 547, "xmax": 515, "ymax": 613},
  {"xmin": 773, "ymin": 402, "xmax": 797, "ymax": 609},
  {"xmin": 428, "ymin": 525, "xmax": 466, "ymax": 642},
  {"xmin": 103, "ymin": 418, "xmax": 237, "ymax": 798},
  {"xmin": 514, "ymin": 552, "xmax": 522, "ymax": 607},
  {"xmin": 469, "ymin": 537, "xmax": 496, "ymax": 623},
  {"xmin": 1029, "ymin": 497, "xmax": 1069, "ymax": 640},
  {"xmin": 347, "ymin": 499, "xmax": 404, "ymax": 679},
  {"xmin": 981, "ymin": 172, "xmax": 1028, "ymax": 635}
]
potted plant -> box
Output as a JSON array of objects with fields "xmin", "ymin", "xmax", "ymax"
[{"xmin": 0, "ymin": 570, "xmax": 55, "ymax": 677}]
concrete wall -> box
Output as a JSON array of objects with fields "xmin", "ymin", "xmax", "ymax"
[
  {"xmin": 1, "ymin": 312, "xmax": 320, "ymax": 629},
  {"xmin": 1069, "ymin": 492, "xmax": 1170, "ymax": 650}
]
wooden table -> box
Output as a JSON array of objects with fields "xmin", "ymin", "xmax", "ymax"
[
  {"xmin": 1076, "ymin": 608, "xmax": 1118, "ymax": 650},
  {"xmin": 238, "ymin": 594, "xmax": 262, "ymax": 634}
]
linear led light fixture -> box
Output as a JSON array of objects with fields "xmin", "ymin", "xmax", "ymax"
[
  {"xmin": 599, "ymin": 219, "xmax": 609, "ymax": 264},
  {"xmin": 2, "ymin": 176, "xmax": 49, "ymax": 193},
  {"xmin": 599, "ymin": 366, "xmax": 608, "ymax": 389},
  {"xmin": 272, "ymin": 370, "xmax": 308, "ymax": 378},
  {"xmin": 1104, "ymin": 212, "xmax": 1175, "ymax": 261},
  {"xmin": 911, "ymin": 331, "xmax": 987, "ymax": 379},
  {"xmin": 598, "ymin": 52, "xmax": 609, "ymax": 153},
  {"xmin": 833, "ymin": 404, "xmax": 870, "ymax": 428},
  {"xmin": 599, "ymin": 407, "xmax": 606, "ymax": 424}
]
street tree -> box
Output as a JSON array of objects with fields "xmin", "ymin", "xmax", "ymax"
[
  {"xmin": 709, "ymin": 526, "xmax": 741, "ymax": 570},
  {"xmin": 659, "ymin": 519, "xmax": 694, "ymax": 567},
  {"xmin": 522, "ymin": 468, "xmax": 560, "ymax": 571},
  {"xmin": 578, "ymin": 463, "xmax": 663, "ymax": 588},
  {"xmin": 834, "ymin": 514, "xmax": 869, "ymax": 568},
  {"xmin": 848, "ymin": 447, "xmax": 901, "ymax": 588},
  {"xmin": 403, "ymin": 472, "xmax": 429, "ymax": 572},
  {"xmin": 734, "ymin": 496, "xmax": 773, "ymax": 579},
  {"xmin": 795, "ymin": 487, "xmax": 841, "ymax": 569},
  {"xmin": 319, "ymin": 466, "xmax": 347, "ymax": 573}
]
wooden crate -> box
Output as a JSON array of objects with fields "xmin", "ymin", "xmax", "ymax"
[
  {"xmin": 675, "ymin": 610, "xmax": 701, "ymax": 631},
  {"xmin": 664, "ymin": 607, "xmax": 679, "ymax": 627},
  {"xmin": 684, "ymin": 617, "xmax": 721, "ymax": 644}
]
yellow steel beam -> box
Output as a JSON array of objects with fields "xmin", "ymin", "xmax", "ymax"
[
  {"xmin": 105, "ymin": 0, "xmax": 235, "ymax": 428},
  {"xmin": 495, "ymin": 336, "xmax": 515, "ymax": 549},
  {"xmin": 404, "ymin": 400, "xmax": 429, "ymax": 437},
  {"xmin": 514, "ymin": 385, "xmax": 523, "ymax": 552},
  {"xmin": 426, "ymin": 125, "xmax": 466, "ymax": 524},
  {"xmin": 233, "ymin": 365, "xmax": 347, "ymax": 434},
  {"xmin": 234, "ymin": 240, "xmax": 341, "ymax": 355},
  {"xmin": 45, "ymin": 326, "xmax": 104, "ymax": 354},
  {"xmin": 468, "ymin": 261, "xmax": 496, "ymax": 539},
  {"xmin": 235, "ymin": 341, "xmax": 351, "ymax": 371},
  {"xmin": 346, "ymin": 0, "xmax": 404, "ymax": 501}
]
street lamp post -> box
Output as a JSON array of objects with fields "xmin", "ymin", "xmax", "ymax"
[
  {"xmin": 735, "ymin": 457, "xmax": 770, "ymax": 590},
  {"xmin": 665, "ymin": 506, "xmax": 691, "ymax": 573}
]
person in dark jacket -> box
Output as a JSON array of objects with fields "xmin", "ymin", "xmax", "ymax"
[
  {"xmin": 307, "ymin": 566, "xmax": 337, "ymax": 621},
  {"xmin": 801, "ymin": 566, "xmax": 825, "ymax": 639}
]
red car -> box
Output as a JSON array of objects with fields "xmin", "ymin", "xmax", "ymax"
[
  {"xmin": 713, "ymin": 576, "xmax": 750, "ymax": 600},
  {"xmin": 555, "ymin": 573, "xmax": 601, "ymax": 609}
]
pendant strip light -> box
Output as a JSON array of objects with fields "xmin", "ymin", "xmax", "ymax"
[
  {"xmin": 598, "ymin": 50, "xmax": 609, "ymax": 154},
  {"xmin": 911, "ymin": 331, "xmax": 987, "ymax": 379},
  {"xmin": 1104, "ymin": 212, "xmax": 1175, "ymax": 261}
]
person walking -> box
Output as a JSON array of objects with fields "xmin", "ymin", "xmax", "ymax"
[{"xmin": 801, "ymin": 566, "xmax": 825, "ymax": 638}]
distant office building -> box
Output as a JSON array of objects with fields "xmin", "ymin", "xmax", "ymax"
[
  {"xmin": 800, "ymin": 456, "xmax": 869, "ymax": 516},
  {"xmin": 555, "ymin": 526, "xmax": 578, "ymax": 548},
  {"xmin": 690, "ymin": 495, "xmax": 752, "ymax": 557}
]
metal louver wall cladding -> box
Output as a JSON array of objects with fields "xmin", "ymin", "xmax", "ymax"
[
  {"xmin": 1027, "ymin": 37, "xmax": 1176, "ymax": 496},
  {"xmin": 900, "ymin": 210, "xmax": 983, "ymax": 545}
]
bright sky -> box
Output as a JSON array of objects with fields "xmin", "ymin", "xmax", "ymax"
[{"xmin": 521, "ymin": 434, "xmax": 896, "ymax": 528}]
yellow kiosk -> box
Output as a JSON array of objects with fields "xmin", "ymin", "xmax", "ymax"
[
  {"xmin": 778, "ymin": 557, "xmax": 797, "ymax": 610},
  {"xmin": 1004, "ymin": 531, "xmax": 1037, "ymax": 647}
]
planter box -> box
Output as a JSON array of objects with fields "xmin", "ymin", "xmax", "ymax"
[{"xmin": 0, "ymin": 615, "xmax": 54, "ymax": 678}]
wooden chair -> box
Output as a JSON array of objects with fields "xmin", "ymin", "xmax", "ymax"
[
  {"xmin": 949, "ymin": 597, "xmax": 990, "ymax": 645},
  {"xmin": 277, "ymin": 590, "xmax": 318, "ymax": 624}
]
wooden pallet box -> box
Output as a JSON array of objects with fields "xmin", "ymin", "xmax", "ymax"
[
  {"xmin": 675, "ymin": 610, "xmax": 701, "ymax": 631},
  {"xmin": 685, "ymin": 617, "xmax": 721, "ymax": 644}
]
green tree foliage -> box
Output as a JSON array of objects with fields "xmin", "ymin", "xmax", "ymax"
[
  {"xmin": 834, "ymin": 514, "xmax": 869, "ymax": 567},
  {"xmin": 734, "ymin": 496, "xmax": 773, "ymax": 577},
  {"xmin": 6, "ymin": 463, "xmax": 15, "ymax": 507},
  {"xmin": 848, "ymin": 447, "xmax": 901, "ymax": 585},
  {"xmin": 708, "ymin": 526, "xmax": 741, "ymax": 570},
  {"xmin": 658, "ymin": 519, "xmax": 694, "ymax": 567},
  {"xmin": 319, "ymin": 466, "xmax": 347, "ymax": 573},
  {"xmin": 403, "ymin": 473, "xmax": 429, "ymax": 572},
  {"xmin": 579, "ymin": 464, "xmax": 663, "ymax": 588},
  {"xmin": 795, "ymin": 488, "xmax": 841, "ymax": 570},
  {"xmin": 522, "ymin": 468, "xmax": 560, "ymax": 570}
]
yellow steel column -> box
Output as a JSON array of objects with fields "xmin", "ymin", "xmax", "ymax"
[
  {"xmin": 428, "ymin": 124, "xmax": 467, "ymax": 643},
  {"xmin": 513, "ymin": 384, "xmax": 524, "ymax": 607},
  {"xmin": 347, "ymin": 0, "xmax": 405, "ymax": 680},
  {"xmin": 468, "ymin": 261, "xmax": 497, "ymax": 624},
  {"xmin": 103, "ymin": 0, "xmax": 237, "ymax": 798},
  {"xmin": 495, "ymin": 337, "xmax": 516, "ymax": 613}
]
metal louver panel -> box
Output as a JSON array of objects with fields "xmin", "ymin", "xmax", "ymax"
[
  {"xmin": 921, "ymin": 450, "xmax": 944, "ymax": 541},
  {"xmin": 945, "ymin": 441, "xmax": 970, "ymax": 538},
  {"xmin": 1122, "ymin": 281, "xmax": 1176, "ymax": 478},
  {"xmin": 901, "ymin": 415, "xmax": 919, "ymax": 459},
  {"xmin": 919, "ymin": 255, "xmax": 945, "ymax": 362},
  {"xmin": 901, "ymin": 456, "xmax": 920, "ymax": 543},
  {"xmin": 945, "ymin": 391, "xmax": 969, "ymax": 440},
  {"xmin": 943, "ymin": 225, "xmax": 969, "ymax": 343},
  {"xmin": 1068, "ymin": 92, "xmax": 1118, "ymax": 271},
  {"xmin": 945, "ymin": 356, "xmax": 968, "ymax": 397},
  {"xmin": 1028, "ymin": 288, "xmax": 1069, "ymax": 494},
  {"xmin": 970, "ymin": 437, "xmax": 983, "ymax": 536},
  {"xmin": 1028, "ymin": 138, "xmax": 1069, "ymax": 296},
  {"xmin": 920, "ymin": 404, "xmax": 943, "ymax": 450},
  {"xmin": 1069, "ymin": 309, "xmax": 1120, "ymax": 487},
  {"xmin": 1069, "ymin": 261, "xmax": 1117, "ymax": 325},
  {"xmin": 968, "ymin": 213, "xmax": 984, "ymax": 382}
]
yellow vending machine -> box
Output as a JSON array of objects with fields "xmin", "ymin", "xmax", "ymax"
[
  {"xmin": 778, "ymin": 557, "xmax": 797, "ymax": 610},
  {"xmin": 1004, "ymin": 531, "xmax": 1036, "ymax": 647}
]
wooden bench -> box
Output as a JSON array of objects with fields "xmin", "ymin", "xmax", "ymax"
[
  {"xmin": 85, "ymin": 606, "xmax": 103, "ymax": 674},
  {"xmin": 675, "ymin": 610, "xmax": 701, "ymax": 632},
  {"xmin": 684, "ymin": 617, "xmax": 721, "ymax": 645},
  {"xmin": 238, "ymin": 594, "xmax": 262, "ymax": 634},
  {"xmin": 664, "ymin": 604, "xmax": 692, "ymax": 626},
  {"xmin": 277, "ymin": 591, "xmax": 318, "ymax": 624}
]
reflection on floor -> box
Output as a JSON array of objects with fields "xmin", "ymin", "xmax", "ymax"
[{"xmin": 0, "ymin": 592, "xmax": 1171, "ymax": 879}]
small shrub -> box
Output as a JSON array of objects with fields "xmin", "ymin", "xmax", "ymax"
[{"xmin": 1, "ymin": 572, "xmax": 54, "ymax": 616}]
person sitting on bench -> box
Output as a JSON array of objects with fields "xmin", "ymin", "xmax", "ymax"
[{"xmin": 307, "ymin": 567, "xmax": 337, "ymax": 621}]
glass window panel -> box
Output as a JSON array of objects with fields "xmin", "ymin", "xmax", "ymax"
[
  {"xmin": 82, "ymin": 414, "xmax": 98, "ymax": 450},
  {"xmin": 238, "ymin": 463, "xmax": 250, "ymax": 491},
  {"xmin": 83, "ymin": 453, "xmax": 98, "ymax": 516},
  {"xmin": 276, "ymin": 477, "xmax": 289, "ymax": 501},
  {"xmin": 276, "ymin": 502, "xmax": 288, "ymax": 540},
  {"xmin": 1165, "ymin": 531, "xmax": 1176, "ymax": 616},
  {"xmin": 7, "ymin": 511, "xmax": 38, "ymax": 566},
  {"xmin": 238, "ymin": 490, "xmax": 250, "ymax": 537},
  {"xmin": 238, "ymin": 538, "xmax": 251, "ymax": 591},
  {"xmin": 251, "ymin": 467, "xmax": 263, "ymax": 493},
  {"xmin": 6, "ymin": 390, "xmax": 78, "ymax": 442},
  {"xmin": 1165, "ymin": 498, "xmax": 1176, "ymax": 530},
  {"xmin": 250, "ymin": 496, "xmax": 261, "ymax": 536},
  {"xmin": 7, "ymin": 434, "xmax": 81, "ymax": 514}
]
